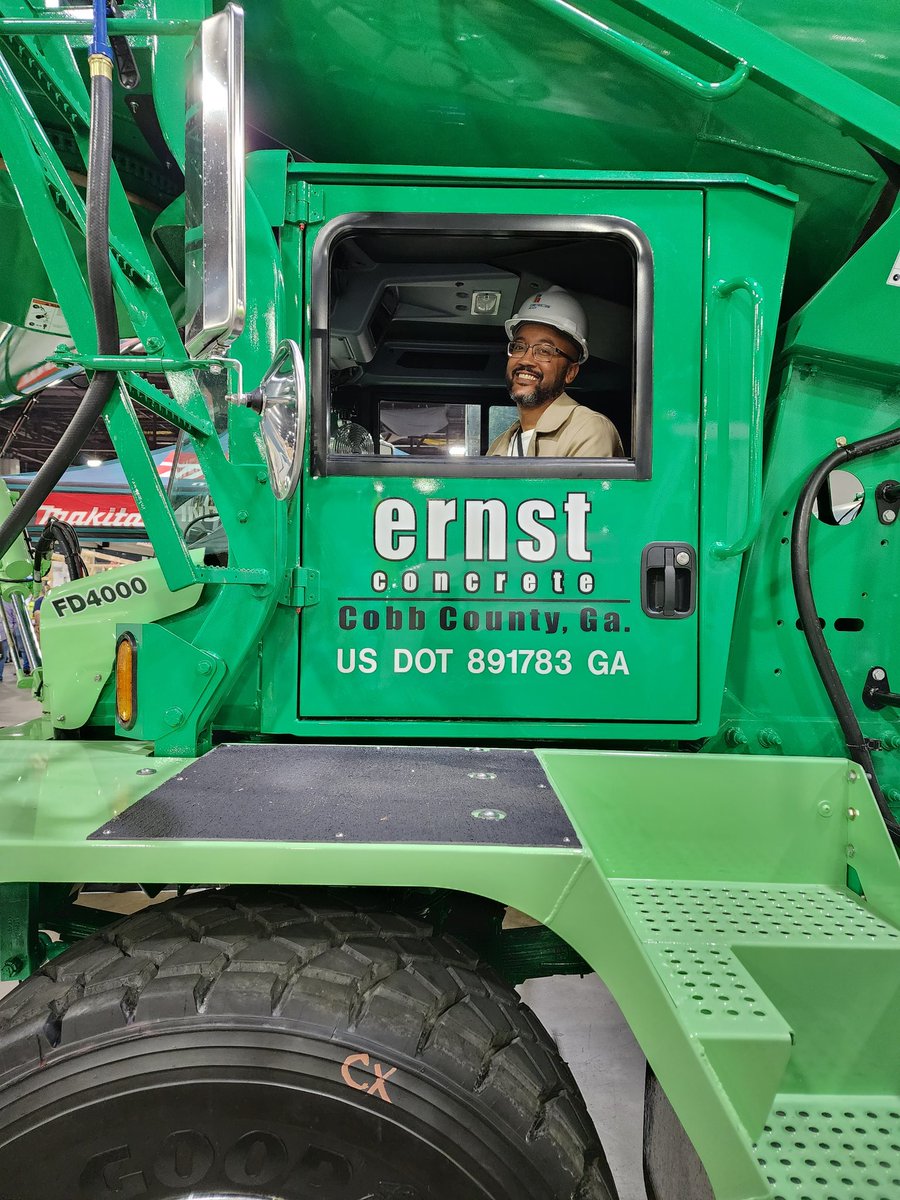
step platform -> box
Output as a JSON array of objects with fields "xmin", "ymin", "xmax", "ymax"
[
  {"xmin": 542, "ymin": 750, "xmax": 900, "ymax": 1200},
  {"xmin": 615, "ymin": 881, "xmax": 900, "ymax": 1199}
]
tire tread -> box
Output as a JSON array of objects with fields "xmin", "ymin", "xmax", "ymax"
[{"xmin": 0, "ymin": 888, "xmax": 614, "ymax": 1199}]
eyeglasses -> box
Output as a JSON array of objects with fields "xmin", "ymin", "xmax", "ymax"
[{"xmin": 507, "ymin": 339, "xmax": 575, "ymax": 363}]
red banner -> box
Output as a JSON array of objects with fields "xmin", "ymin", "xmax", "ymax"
[{"xmin": 32, "ymin": 491, "xmax": 143, "ymax": 531}]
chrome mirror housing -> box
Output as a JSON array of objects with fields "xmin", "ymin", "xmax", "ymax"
[{"xmin": 184, "ymin": 4, "xmax": 246, "ymax": 358}]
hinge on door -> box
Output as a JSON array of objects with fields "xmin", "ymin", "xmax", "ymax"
[
  {"xmin": 280, "ymin": 566, "xmax": 320, "ymax": 608},
  {"xmin": 286, "ymin": 182, "xmax": 325, "ymax": 226}
]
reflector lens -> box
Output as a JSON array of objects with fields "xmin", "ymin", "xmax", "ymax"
[{"xmin": 115, "ymin": 633, "xmax": 137, "ymax": 729}]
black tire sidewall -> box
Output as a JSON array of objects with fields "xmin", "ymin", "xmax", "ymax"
[{"xmin": 0, "ymin": 1018, "xmax": 549, "ymax": 1200}]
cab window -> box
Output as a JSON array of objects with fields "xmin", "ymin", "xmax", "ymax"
[{"xmin": 310, "ymin": 215, "xmax": 652, "ymax": 478}]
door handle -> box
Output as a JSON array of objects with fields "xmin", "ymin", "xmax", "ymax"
[{"xmin": 641, "ymin": 542, "xmax": 696, "ymax": 618}]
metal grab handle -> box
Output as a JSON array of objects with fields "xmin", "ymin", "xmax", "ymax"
[
  {"xmin": 712, "ymin": 276, "xmax": 766, "ymax": 559},
  {"xmin": 525, "ymin": 0, "xmax": 749, "ymax": 100}
]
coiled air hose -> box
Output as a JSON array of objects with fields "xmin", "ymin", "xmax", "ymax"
[
  {"xmin": 791, "ymin": 428, "xmax": 900, "ymax": 846},
  {"xmin": 0, "ymin": 50, "xmax": 120, "ymax": 561}
]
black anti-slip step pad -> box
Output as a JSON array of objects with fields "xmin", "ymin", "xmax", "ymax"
[{"xmin": 88, "ymin": 743, "xmax": 580, "ymax": 847}]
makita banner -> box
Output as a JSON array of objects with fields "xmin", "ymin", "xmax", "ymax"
[
  {"xmin": 3, "ymin": 443, "xmax": 204, "ymax": 539},
  {"xmin": 32, "ymin": 491, "xmax": 143, "ymax": 532}
]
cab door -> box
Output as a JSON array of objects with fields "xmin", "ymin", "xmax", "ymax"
[{"xmin": 295, "ymin": 179, "xmax": 703, "ymax": 730}]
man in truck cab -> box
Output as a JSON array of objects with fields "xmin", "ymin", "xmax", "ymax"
[{"xmin": 488, "ymin": 285, "xmax": 624, "ymax": 458}]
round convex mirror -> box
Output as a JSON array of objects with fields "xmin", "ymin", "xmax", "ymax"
[
  {"xmin": 812, "ymin": 468, "xmax": 865, "ymax": 526},
  {"xmin": 256, "ymin": 339, "xmax": 306, "ymax": 501}
]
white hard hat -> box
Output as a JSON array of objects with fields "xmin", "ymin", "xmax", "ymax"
[{"xmin": 505, "ymin": 285, "xmax": 589, "ymax": 364}]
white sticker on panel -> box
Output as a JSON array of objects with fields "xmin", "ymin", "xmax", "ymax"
[{"xmin": 24, "ymin": 298, "xmax": 70, "ymax": 334}]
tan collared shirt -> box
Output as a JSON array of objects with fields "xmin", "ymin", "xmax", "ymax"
[{"xmin": 487, "ymin": 393, "xmax": 624, "ymax": 458}]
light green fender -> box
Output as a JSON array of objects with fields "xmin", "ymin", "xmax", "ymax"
[
  {"xmin": 0, "ymin": 480, "xmax": 33, "ymax": 592},
  {"xmin": 41, "ymin": 554, "xmax": 204, "ymax": 731}
]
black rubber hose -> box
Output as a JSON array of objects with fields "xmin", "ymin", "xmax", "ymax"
[
  {"xmin": 0, "ymin": 70, "xmax": 120, "ymax": 561},
  {"xmin": 32, "ymin": 518, "xmax": 88, "ymax": 580},
  {"xmin": 791, "ymin": 428, "xmax": 900, "ymax": 845}
]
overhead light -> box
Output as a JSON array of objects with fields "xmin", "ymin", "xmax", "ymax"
[
  {"xmin": 471, "ymin": 291, "xmax": 501, "ymax": 317},
  {"xmin": 448, "ymin": 445, "xmax": 466, "ymax": 457},
  {"xmin": 86, "ymin": 457, "xmax": 103, "ymax": 468}
]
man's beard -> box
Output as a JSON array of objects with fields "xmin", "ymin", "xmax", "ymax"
[{"xmin": 507, "ymin": 377, "xmax": 560, "ymax": 408}]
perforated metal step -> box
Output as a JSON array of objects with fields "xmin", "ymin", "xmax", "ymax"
[
  {"xmin": 612, "ymin": 881, "xmax": 900, "ymax": 1199},
  {"xmin": 755, "ymin": 1098, "xmax": 900, "ymax": 1200},
  {"xmin": 647, "ymin": 943, "xmax": 786, "ymax": 1030},
  {"xmin": 613, "ymin": 882, "xmax": 900, "ymax": 947}
]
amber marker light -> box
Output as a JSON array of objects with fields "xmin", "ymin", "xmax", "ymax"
[{"xmin": 115, "ymin": 633, "xmax": 137, "ymax": 729}]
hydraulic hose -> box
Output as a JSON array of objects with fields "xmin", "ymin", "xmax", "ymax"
[
  {"xmin": 791, "ymin": 428, "xmax": 900, "ymax": 846},
  {"xmin": 0, "ymin": 59, "xmax": 120, "ymax": 562},
  {"xmin": 32, "ymin": 517, "xmax": 88, "ymax": 580}
]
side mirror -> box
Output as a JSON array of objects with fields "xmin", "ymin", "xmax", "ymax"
[
  {"xmin": 248, "ymin": 340, "xmax": 307, "ymax": 502},
  {"xmin": 184, "ymin": 3, "xmax": 245, "ymax": 358}
]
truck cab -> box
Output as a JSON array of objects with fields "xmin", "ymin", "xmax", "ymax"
[
  {"xmin": 167, "ymin": 167, "xmax": 793, "ymax": 743},
  {"xmin": 0, "ymin": 6, "xmax": 897, "ymax": 1200}
]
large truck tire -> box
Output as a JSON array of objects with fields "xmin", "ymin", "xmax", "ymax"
[{"xmin": 0, "ymin": 888, "xmax": 616, "ymax": 1200}]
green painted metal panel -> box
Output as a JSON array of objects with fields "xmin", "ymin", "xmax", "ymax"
[
  {"xmin": 0, "ymin": 174, "xmax": 72, "ymax": 335},
  {"xmin": 0, "ymin": 481, "xmax": 31, "ymax": 588},
  {"xmin": 735, "ymin": 942, "xmax": 899, "ymax": 1093},
  {"xmin": 41, "ymin": 554, "xmax": 204, "ymax": 731},
  {"xmin": 162, "ymin": 0, "xmax": 900, "ymax": 314},
  {"xmin": 785, "ymin": 205, "xmax": 900, "ymax": 380},
  {"xmin": 542, "ymin": 750, "xmax": 900, "ymax": 1200},
  {"xmin": 0, "ymin": 882, "xmax": 39, "ymax": 982},
  {"xmin": 296, "ymin": 183, "xmax": 703, "ymax": 723},
  {"xmin": 697, "ymin": 185, "xmax": 794, "ymax": 728},
  {"xmin": 539, "ymin": 750, "xmax": 853, "ymax": 883},
  {"xmin": 714, "ymin": 369, "xmax": 900, "ymax": 807}
]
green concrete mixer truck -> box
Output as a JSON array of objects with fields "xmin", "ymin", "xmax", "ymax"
[{"xmin": 0, "ymin": 2, "xmax": 898, "ymax": 1197}]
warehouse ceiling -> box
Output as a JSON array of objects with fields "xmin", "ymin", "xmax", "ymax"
[{"xmin": 0, "ymin": 377, "xmax": 177, "ymax": 470}]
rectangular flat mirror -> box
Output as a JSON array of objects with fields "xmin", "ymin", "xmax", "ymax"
[{"xmin": 184, "ymin": 3, "xmax": 246, "ymax": 358}]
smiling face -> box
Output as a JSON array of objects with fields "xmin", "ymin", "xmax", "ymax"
[{"xmin": 505, "ymin": 321, "xmax": 581, "ymax": 409}]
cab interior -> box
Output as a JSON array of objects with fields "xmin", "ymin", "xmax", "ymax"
[{"xmin": 324, "ymin": 229, "xmax": 638, "ymax": 462}]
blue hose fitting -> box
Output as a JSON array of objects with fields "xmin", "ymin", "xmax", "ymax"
[{"xmin": 90, "ymin": 0, "xmax": 113, "ymax": 62}]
